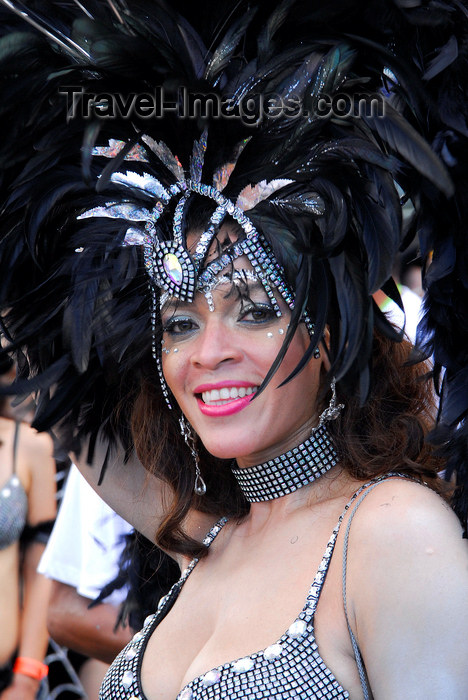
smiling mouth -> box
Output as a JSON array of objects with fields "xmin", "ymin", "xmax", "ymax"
[{"xmin": 200, "ymin": 386, "xmax": 258, "ymax": 406}]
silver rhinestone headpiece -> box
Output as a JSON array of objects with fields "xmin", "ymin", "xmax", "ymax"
[{"xmin": 78, "ymin": 132, "xmax": 325, "ymax": 407}]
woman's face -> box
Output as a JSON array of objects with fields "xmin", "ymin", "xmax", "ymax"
[{"xmin": 161, "ymin": 248, "xmax": 323, "ymax": 467}]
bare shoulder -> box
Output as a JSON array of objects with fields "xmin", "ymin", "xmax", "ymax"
[
  {"xmin": 19, "ymin": 422, "xmax": 54, "ymax": 453},
  {"xmin": 15, "ymin": 424, "xmax": 56, "ymax": 523},
  {"xmin": 346, "ymin": 479, "xmax": 468, "ymax": 698},
  {"xmin": 345, "ymin": 476, "xmax": 468, "ymax": 609},
  {"xmin": 19, "ymin": 423, "xmax": 55, "ymax": 468},
  {"xmin": 348, "ymin": 477, "xmax": 465, "ymax": 552}
]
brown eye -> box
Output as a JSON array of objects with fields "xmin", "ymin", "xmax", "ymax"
[
  {"xmin": 163, "ymin": 317, "xmax": 197, "ymax": 335},
  {"xmin": 239, "ymin": 303, "xmax": 276, "ymax": 324}
]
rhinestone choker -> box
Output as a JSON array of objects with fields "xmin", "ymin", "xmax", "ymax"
[{"xmin": 231, "ymin": 422, "xmax": 338, "ymax": 502}]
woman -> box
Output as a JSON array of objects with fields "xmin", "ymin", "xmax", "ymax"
[
  {"xmin": 0, "ymin": 1, "xmax": 468, "ymax": 698},
  {"xmin": 0, "ymin": 358, "xmax": 56, "ymax": 699},
  {"xmin": 91, "ymin": 221, "xmax": 467, "ymax": 699}
]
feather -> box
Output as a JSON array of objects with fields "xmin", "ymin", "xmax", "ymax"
[
  {"xmin": 77, "ymin": 202, "xmax": 153, "ymax": 222},
  {"xmin": 190, "ymin": 129, "xmax": 208, "ymax": 184},
  {"xmin": 142, "ymin": 136, "xmax": 185, "ymax": 180},
  {"xmin": 257, "ymin": 0, "xmax": 297, "ymax": 64},
  {"xmin": 423, "ymin": 33, "xmax": 459, "ymax": 80},
  {"xmin": 0, "ymin": 0, "xmax": 91, "ymax": 60},
  {"xmin": 363, "ymin": 104, "xmax": 454, "ymax": 197},
  {"xmin": 204, "ymin": 7, "xmax": 257, "ymax": 83}
]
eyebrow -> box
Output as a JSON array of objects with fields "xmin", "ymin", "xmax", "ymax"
[
  {"xmin": 161, "ymin": 298, "xmax": 190, "ymax": 313},
  {"xmin": 161, "ymin": 276, "xmax": 269, "ymax": 313}
]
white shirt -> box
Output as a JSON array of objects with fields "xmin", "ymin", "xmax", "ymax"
[
  {"xmin": 380, "ymin": 284, "xmax": 423, "ymax": 344},
  {"xmin": 39, "ymin": 464, "xmax": 132, "ymax": 605}
]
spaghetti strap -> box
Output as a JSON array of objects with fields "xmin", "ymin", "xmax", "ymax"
[
  {"xmin": 154, "ymin": 516, "xmax": 229, "ymax": 619},
  {"xmin": 12, "ymin": 421, "xmax": 20, "ymax": 475},
  {"xmin": 202, "ymin": 517, "xmax": 228, "ymax": 548},
  {"xmin": 342, "ymin": 475, "xmax": 413, "ymax": 700}
]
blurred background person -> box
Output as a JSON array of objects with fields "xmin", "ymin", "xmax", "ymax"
[
  {"xmin": 0, "ymin": 355, "xmax": 56, "ymax": 699},
  {"xmin": 39, "ymin": 464, "xmax": 134, "ymax": 699}
]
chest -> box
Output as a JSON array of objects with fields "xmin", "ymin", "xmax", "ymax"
[{"xmin": 136, "ymin": 520, "xmax": 357, "ymax": 700}]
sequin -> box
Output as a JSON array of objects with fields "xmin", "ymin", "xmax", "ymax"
[
  {"xmin": 125, "ymin": 648, "xmax": 137, "ymax": 661},
  {"xmin": 287, "ymin": 619, "xmax": 308, "ymax": 638},
  {"xmin": 202, "ymin": 669, "xmax": 221, "ymax": 687},
  {"xmin": 0, "ymin": 470, "xmax": 28, "ymax": 550},
  {"xmin": 232, "ymin": 657, "xmax": 255, "ymax": 673},
  {"xmin": 143, "ymin": 614, "xmax": 154, "ymax": 627},
  {"xmin": 178, "ymin": 689, "xmax": 193, "ymax": 700},
  {"xmin": 121, "ymin": 670, "xmax": 134, "ymax": 688},
  {"xmin": 264, "ymin": 643, "xmax": 284, "ymax": 660},
  {"xmin": 163, "ymin": 253, "xmax": 183, "ymax": 285},
  {"xmin": 123, "ymin": 229, "xmax": 148, "ymax": 246},
  {"xmin": 92, "ymin": 139, "xmax": 149, "ymax": 162}
]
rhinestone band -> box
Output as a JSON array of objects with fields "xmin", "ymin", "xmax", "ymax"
[{"xmin": 231, "ymin": 423, "xmax": 337, "ymax": 502}]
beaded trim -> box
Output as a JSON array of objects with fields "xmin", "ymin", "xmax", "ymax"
[{"xmin": 231, "ymin": 423, "xmax": 338, "ymax": 502}]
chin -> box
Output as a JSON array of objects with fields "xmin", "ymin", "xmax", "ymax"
[
  {"xmin": 201, "ymin": 439, "xmax": 243, "ymax": 461},
  {"xmin": 198, "ymin": 431, "xmax": 261, "ymax": 462}
]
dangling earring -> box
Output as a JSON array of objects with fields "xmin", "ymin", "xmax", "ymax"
[
  {"xmin": 313, "ymin": 377, "xmax": 344, "ymax": 432},
  {"xmin": 179, "ymin": 415, "xmax": 207, "ymax": 496}
]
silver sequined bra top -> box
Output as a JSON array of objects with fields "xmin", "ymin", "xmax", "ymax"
[
  {"xmin": 0, "ymin": 422, "xmax": 28, "ymax": 550},
  {"xmin": 99, "ymin": 477, "xmax": 391, "ymax": 700}
]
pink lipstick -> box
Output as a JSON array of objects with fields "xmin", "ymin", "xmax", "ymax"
[
  {"xmin": 194, "ymin": 381, "xmax": 257, "ymax": 417},
  {"xmin": 196, "ymin": 394, "xmax": 255, "ymax": 417}
]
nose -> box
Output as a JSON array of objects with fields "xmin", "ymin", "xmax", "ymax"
[{"xmin": 190, "ymin": 317, "xmax": 243, "ymax": 370}]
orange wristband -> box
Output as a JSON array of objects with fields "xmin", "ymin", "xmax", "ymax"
[{"xmin": 13, "ymin": 657, "xmax": 48, "ymax": 681}]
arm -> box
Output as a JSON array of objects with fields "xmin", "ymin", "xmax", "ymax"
[
  {"xmin": 47, "ymin": 580, "xmax": 133, "ymax": 664},
  {"xmin": 0, "ymin": 544, "xmax": 52, "ymax": 700},
  {"xmin": 348, "ymin": 480, "xmax": 468, "ymax": 699},
  {"xmin": 2, "ymin": 429, "xmax": 56, "ymax": 700},
  {"xmin": 73, "ymin": 434, "xmax": 215, "ymax": 554},
  {"xmin": 72, "ymin": 435, "xmax": 170, "ymax": 544}
]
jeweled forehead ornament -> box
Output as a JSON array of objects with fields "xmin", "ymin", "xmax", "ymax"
[{"xmin": 78, "ymin": 133, "xmax": 325, "ymax": 322}]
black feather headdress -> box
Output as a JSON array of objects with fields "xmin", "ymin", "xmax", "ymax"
[{"xmin": 0, "ymin": 0, "xmax": 467, "ymax": 518}]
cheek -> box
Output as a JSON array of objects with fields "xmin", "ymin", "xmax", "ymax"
[
  {"xmin": 162, "ymin": 353, "xmax": 187, "ymax": 401},
  {"xmin": 277, "ymin": 327, "xmax": 313, "ymax": 372},
  {"xmin": 275, "ymin": 332, "xmax": 322, "ymax": 398}
]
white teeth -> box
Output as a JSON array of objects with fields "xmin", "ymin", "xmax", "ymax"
[{"xmin": 201, "ymin": 386, "xmax": 258, "ymax": 405}]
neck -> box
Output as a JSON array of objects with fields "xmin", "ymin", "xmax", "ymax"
[{"xmin": 231, "ymin": 423, "xmax": 338, "ymax": 503}]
